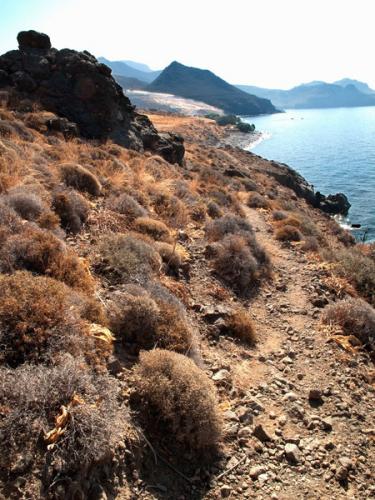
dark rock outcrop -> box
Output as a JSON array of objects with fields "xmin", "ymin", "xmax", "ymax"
[
  {"xmin": 255, "ymin": 158, "xmax": 351, "ymax": 215},
  {"xmin": 0, "ymin": 31, "xmax": 184, "ymax": 164}
]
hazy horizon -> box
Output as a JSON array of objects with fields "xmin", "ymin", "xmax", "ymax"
[{"xmin": 1, "ymin": 0, "xmax": 374, "ymax": 90}]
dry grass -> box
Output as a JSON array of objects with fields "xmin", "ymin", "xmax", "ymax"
[
  {"xmin": 155, "ymin": 241, "xmax": 183, "ymax": 275},
  {"xmin": 0, "ymin": 359, "xmax": 120, "ymax": 482},
  {"xmin": 225, "ymin": 309, "xmax": 256, "ymax": 345},
  {"xmin": 247, "ymin": 191, "xmax": 269, "ymax": 209},
  {"xmin": 59, "ymin": 163, "xmax": 102, "ymax": 196},
  {"xmin": 106, "ymin": 192, "xmax": 147, "ymax": 220},
  {"xmin": 133, "ymin": 216, "xmax": 171, "ymax": 242},
  {"xmin": 96, "ymin": 233, "xmax": 161, "ymax": 284},
  {"xmin": 212, "ymin": 234, "xmax": 259, "ymax": 294},
  {"xmin": 151, "ymin": 191, "xmax": 188, "ymax": 227},
  {"xmin": 52, "ymin": 189, "xmax": 90, "ymax": 233},
  {"xmin": 0, "ymin": 272, "xmax": 109, "ymax": 367},
  {"xmin": 0, "ymin": 226, "xmax": 94, "ymax": 293},
  {"xmin": 322, "ymin": 298, "xmax": 375, "ymax": 348},
  {"xmin": 133, "ymin": 349, "xmax": 222, "ymax": 451},
  {"xmin": 335, "ymin": 248, "xmax": 375, "ymax": 305},
  {"xmin": 2, "ymin": 187, "xmax": 45, "ymax": 221},
  {"xmin": 205, "ymin": 214, "xmax": 253, "ymax": 242},
  {"xmin": 110, "ymin": 290, "xmax": 194, "ymax": 355},
  {"xmin": 275, "ymin": 224, "xmax": 302, "ymax": 242}
]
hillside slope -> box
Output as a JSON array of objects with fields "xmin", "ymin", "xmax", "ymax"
[
  {"xmin": 0, "ymin": 31, "xmax": 374, "ymax": 500},
  {"xmin": 148, "ymin": 61, "xmax": 278, "ymax": 115}
]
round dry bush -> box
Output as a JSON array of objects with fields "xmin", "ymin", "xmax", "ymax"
[
  {"xmin": 323, "ymin": 298, "xmax": 375, "ymax": 348},
  {"xmin": 205, "ymin": 214, "xmax": 253, "ymax": 242},
  {"xmin": 59, "ymin": 163, "xmax": 102, "ymax": 196},
  {"xmin": 0, "ymin": 227, "xmax": 94, "ymax": 293},
  {"xmin": 97, "ymin": 233, "xmax": 161, "ymax": 284},
  {"xmin": 110, "ymin": 292, "xmax": 194, "ymax": 355},
  {"xmin": 301, "ymin": 236, "xmax": 320, "ymax": 252},
  {"xmin": 0, "ymin": 359, "xmax": 120, "ymax": 481},
  {"xmin": 2, "ymin": 188, "xmax": 45, "ymax": 221},
  {"xmin": 225, "ymin": 309, "xmax": 256, "ymax": 345},
  {"xmin": 212, "ymin": 234, "xmax": 259, "ymax": 294},
  {"xmin": 0, "ymin": 272, "xmax": 109, "ymax": 367},
  {"xmin": 155, "ymin": 241, "xmax": 182, "ymax": 275},
  {"xmin": 52, "ymin": 189, "xmax": 90, "ymax": 233},
  {"xmin": 134, "ymin": 349, "xmax": 222, "ymax": 451},
  {"xmin": 151, "ymin": 192, "xmax": 188, "ymax": 227},
  {"xmin": 336, "ymin": 248, "xmax": 375, "ymax": 306},
  {"xmin": 275, "ymin": 225, "xmax": 302, "ymax": 242},
  {"xmin": 107, "ymin": 193, "xmax": 147, "ymax": 220},
  {"xmin": 134, "ymin": 216, "xmax": 171, "ymax": 242},
  {"xmin": 247, "ymin": 192, "xmax": 269, "ymax": 209},
  {"xmin": 207, "ymin": 200, "xmax": 223, "ymax": 219},
  {"xmin": 241, "ymin": 178, "xmax": 258, "ymax": 192},
  {"xmin": 272, "ymin": 210, "xmax": 287, "ymax": 221}
]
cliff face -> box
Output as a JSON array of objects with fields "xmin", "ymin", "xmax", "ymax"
[{"xmin": 0, "ymin": 30, "xmax": 184, "ymax": 164}]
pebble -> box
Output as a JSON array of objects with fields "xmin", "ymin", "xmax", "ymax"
[
  {"xmin": 253, "ymin": 424, "xmax": 273, "ymax": 442},
  {"xmin": 220, "ymin": 485, "xmax": 232, "ymax": 497},
  {"xmin": 284, "ymin": 443, "xmax": 302, "ymax": 464},
  {"xmin": 212, "ymin": 369, "xmax": 230, "ymax": 381},
  {"xmin": 249, "ymin": 465, "xmax": 267, "ymax": 479}
]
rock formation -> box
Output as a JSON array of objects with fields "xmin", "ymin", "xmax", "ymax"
[{"xmin": 0, "ymin": 30, "xmax": 184, "ymax": 164}]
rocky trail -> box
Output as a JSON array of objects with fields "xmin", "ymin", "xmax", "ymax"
[{"xmin": 148, "ymin": 203, "xmax": 375, "ymax": 499}]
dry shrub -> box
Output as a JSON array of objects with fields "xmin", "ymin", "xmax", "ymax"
[
  {"xmin": 151, "ymin": 192, "xmax": 188, "ymax": 227},
  {"xmin": 272, "ymin": 210, "xmax": 287, "ymax": 221},
  {"xmin": 2, "ymin": 187, "xmax": 45, "ymax": 221},
  {"xmin": 111, "ymin": 290, "xmax": 194, "ymax": 355},
  {"xmin": 155, "ymin": 241, "xmax": 182, "ymax": 274},
  {"xmin": 207, "ymin": 200, "xmax": 223, "ymax": 219},
  {"xmin": 0, "ymin": 359, "xmax": 120, "ymax": 481},
  {"xmin": 0, "ymin": 202, "xmax": 23, "ymax": 245},
  {"xmin": 52, "ymin": 190, "xmax": 90, "ymax": 233},
  {"xmin": 106, "ymin": 193, "xmax": 147, "ymax": 220},
  {"xmin": 275, "ymin": 213, "xmax": 321, "ymax": 238},
  {"xmin": 241, "ymin": 178, "xmax": 258, "ymax": 192},
  {"xmin": 0, "ymin": 227, "xmax": 94, "ymax": 293},
  {"xmin": 190, "ymin": 202, "xmax": 206, "ymax": 222},
  {"xmin": 134, "ymin": 216, "xmax": 171, "ymax": 242},
  {"xmin": 0, "ymin": 272, "xmax": 108, "ymax": 367},
  {"xmin": 335, "ymin": 248, "xmax": 375, "ymax": 305},
  {"xmin": 212, "ymin": 234, "xmax": 259, "ymax": 293},
  {"xmin": 323, "ymin": 298, "xmax": 375, "ymax": 348},
  {"xmin": 205, "ymin": 214, "xmax": 253, "ymax": 242},
  {"xmin": 275, "ymin": 225, "xmax": 302, "ymax": 242},
  {"xmin": 97, "ymin": 233, "xmax": 161, "ymax": 284},
  {"xmin": 133, "ymin": 349, "xmax": 222, "ymax": 451},
  {"xmin": 225, "ymin": 309, "xmax": 256, "ymax": 345},
  {"xmin": 37, "ymin": 210, "xmax": 61, "ymax": 230},
  {"xmin": 247, "ymin": 192, "xmax": 269, "ymax": 209},
  {"xmin": 301, "ymin": 236, "xmax": 320, "ymax": 252},
  {"xmin": 59, "ymin": 163, "xmax": 102, "ymax": 196}
]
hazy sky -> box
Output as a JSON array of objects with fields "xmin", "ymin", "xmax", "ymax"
[{"xmin": 1, "ymin": 0, "xmax": 374, "ymax": 89}]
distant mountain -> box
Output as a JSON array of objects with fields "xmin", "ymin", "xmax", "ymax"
[
  {"xmin": 120, "ymin": 60, "xmax": 154, "ymax": 73},
  {"xmin": 237, "ymin": 81, "xmax": 375, "ymax": 109},
  {"xmin": 98, "ymin": 57, "xmax": 161, "ymax": 83},
  {"xmin": 334, "ymin": 78, "xmax": 375, "ymax": 94},
  {"xmin": 113, "ymin": 74, "xmax": 147, "ymax": 90},
  {"xmin": 147, "ymin": 61, "xmax": 277, "ymax": 116}
]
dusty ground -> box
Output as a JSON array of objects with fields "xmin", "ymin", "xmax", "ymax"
[
  {"xmin": 111, "ymin": 115, "xmax": 375, "ymax": 499},
  {"xmin": 0, "ymin": 109, "xmax": 373, "ymax": 500}
]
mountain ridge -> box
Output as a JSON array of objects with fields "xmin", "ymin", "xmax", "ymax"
[
  {"xmin": 147, "ymin": 61, "xmax": 278, "ymax": 116},
  {"xmin": 237, "ymin": 79, "xmax": 375, "ymax": 109}
]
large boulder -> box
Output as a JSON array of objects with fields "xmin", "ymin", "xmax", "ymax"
[
  {"xmin": 17, "ymin": 30, "xmax": 51, "ymax": 51},
  {"xmin": 0, "ymin": 31, "xmax": 184, "ymax": 164}
]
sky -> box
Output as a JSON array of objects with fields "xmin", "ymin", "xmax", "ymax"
[{"xmin": 0, "ymin": 0, "xmax": 374, "ymax": 89}]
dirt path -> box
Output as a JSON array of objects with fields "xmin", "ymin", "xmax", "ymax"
[{"xmin": 182, "ymin": 205, "xmax": 375, "ymax": 499}]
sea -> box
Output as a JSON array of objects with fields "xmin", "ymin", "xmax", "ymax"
[{"xmin": 243, "ymin": 107, "xmax": 375, "ymax": 242}]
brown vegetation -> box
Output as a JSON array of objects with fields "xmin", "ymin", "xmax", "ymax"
[
  {"xmin": 133, "ymin": 349, "xmax": 222, "ymax": 451},
  {"xmin": 59, "ymin": 162, "xmax": 102, "ymax": 196},
  {"xmin": 275, "ymin": 224, "xmax": 302, "ymax": 242},
  {"xmin": 133, "ymin": 216, "xmax": 171, "ymax": 242},
  {"xmin": 225, "ymin": 308, "xmax": 256, "ymax": 345},
  {"xmin": 0, "ymin": 272, "xmax": 108, "ymax": 367},
  {"xmin": 52, "ymin": 189, "xmax": 90, "ymax": 233},
  {"xmin": 247, "ymin": 191, "xmax": 269, "ymax": 209},
  {"xmin": 323, "ymin": 298, "xmax": 375, "ymax": 348}
]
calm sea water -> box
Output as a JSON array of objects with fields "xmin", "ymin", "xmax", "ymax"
[{"xmin": 243, "ymin": 107, "xmax": 375, "ymax": 242}]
